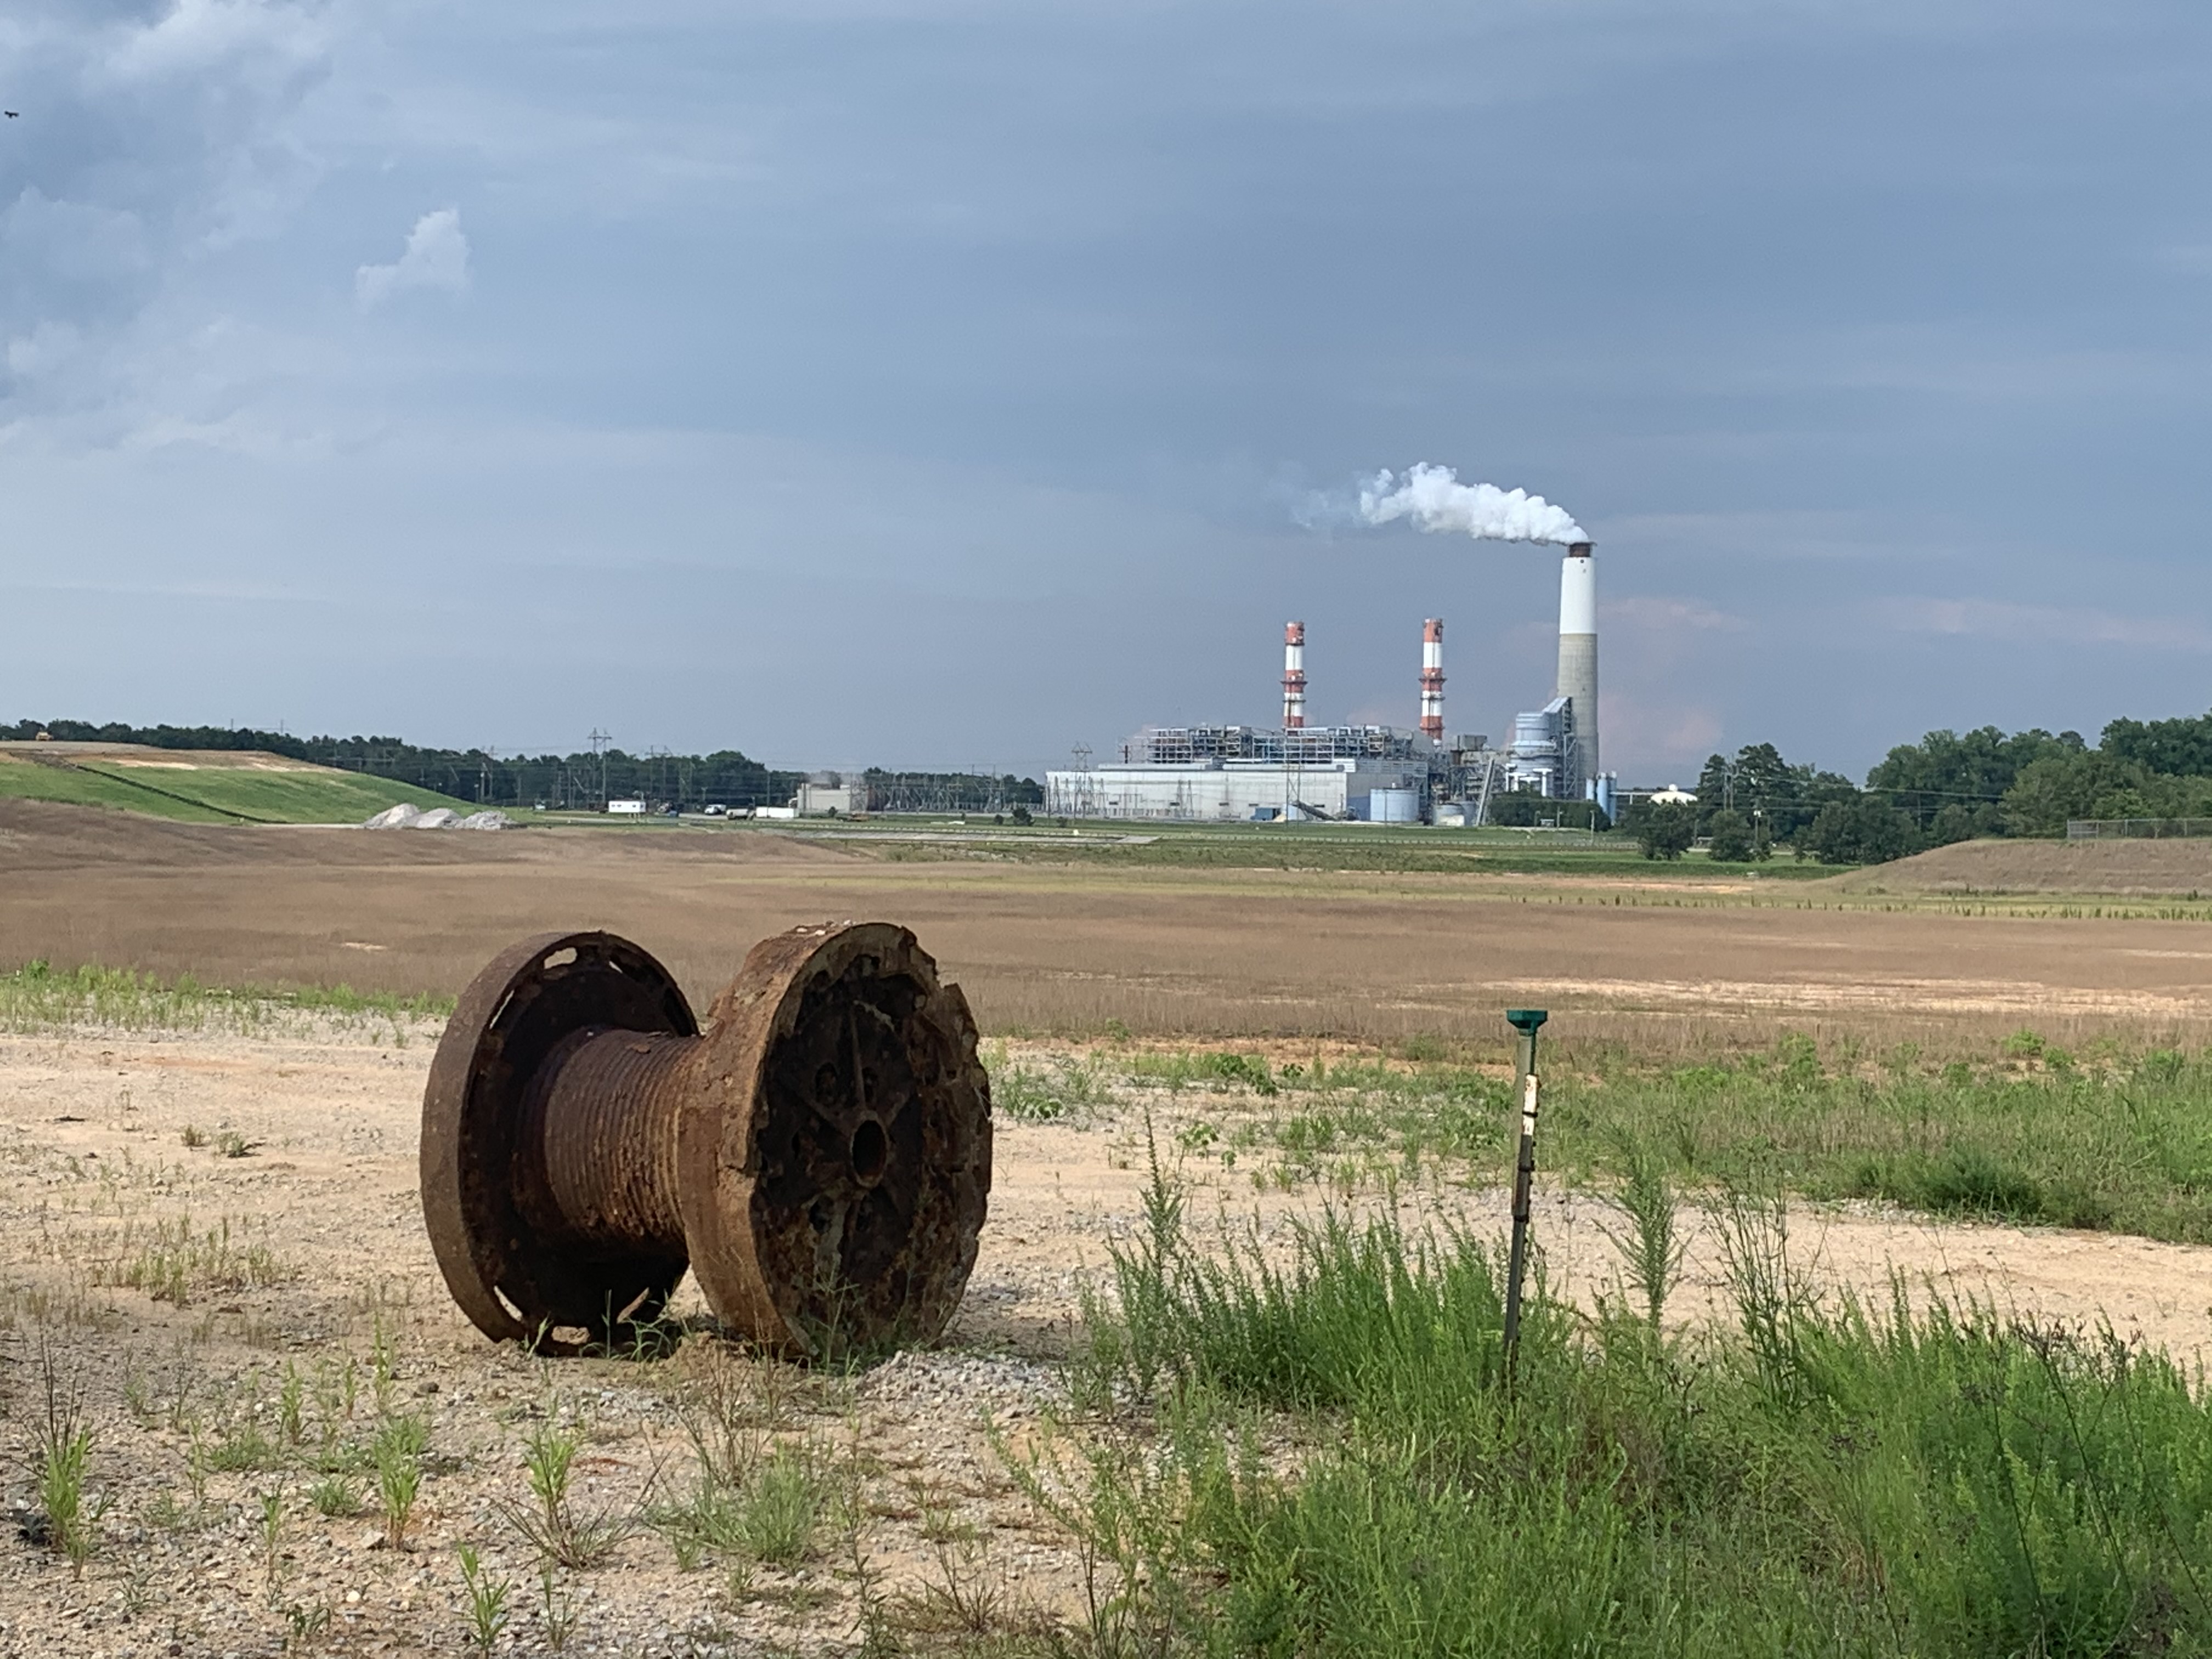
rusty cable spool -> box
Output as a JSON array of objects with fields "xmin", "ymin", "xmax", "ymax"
[{"xmin": 420, "ymin": 922, "xmax": 991, "ymax": 1358}]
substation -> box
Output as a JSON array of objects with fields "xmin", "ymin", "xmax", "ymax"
[{"xmin": 1045, "ymin": 541, "xmax": 1618, "ymax": 826}]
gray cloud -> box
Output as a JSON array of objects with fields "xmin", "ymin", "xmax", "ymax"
[
  {"xmin": 2, "ymin": 0, "xmax": 2210, "ymax": 783},
  {"xmin": 355, "ymin": 207, "xmax": 468, "ymax": 307},
  {"xmin": 1880, "ymin": 598, "xmax": 2212, "ymax": 654},
  {"xmin": 0, "ymin": 0, "xmax": 333, "ymax": 417}
]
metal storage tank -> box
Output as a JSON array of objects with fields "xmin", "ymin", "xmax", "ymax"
[{"xmin": 1368, "ymin": 787, "xmax": 1420, "ymax": 823}]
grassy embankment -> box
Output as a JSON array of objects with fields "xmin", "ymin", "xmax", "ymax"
[
  {"xmin": 1045, "ymin": 1159, "xmax": 2212, "ymax": 1656},
  {"xmin": 0, "ymin": 751, "xmax": 471, "ymax": 825},
  {"xmin": 998, "ymin": 1032, "xmax": 2212, "ymax": 1245}
]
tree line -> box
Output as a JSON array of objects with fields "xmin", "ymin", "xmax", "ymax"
[
  {"xmin": 0, "ymin": 720, "xmax": 1043, "ymax": 814},
  {"xmin": 1624, "ymin": 710, "xmax": 2212, "ymax": 865}
]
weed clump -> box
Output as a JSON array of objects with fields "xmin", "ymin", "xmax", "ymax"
[
  {"xmin": 1046, "ymin": 1161, "xmax": 2212, "ymax": 1657},
  {"xmin": 31, "ymin": 1343, "xmax": 99, "ymax": 1574},
  {"xmin": 498, "ymin": 1416, "xmax": 634, "ymax": 1570}
]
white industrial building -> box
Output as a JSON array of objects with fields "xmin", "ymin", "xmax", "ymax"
[
  {"xmin": 1046, "ymin": 756, "xmax": 1428, "ymax": 823},
  {"xmin": 1046, "ymin": 724, "xmax": 1448, "ymax": 823},
  {"xmin": 795, "ymin": 775, "xmax": 857, "ymax": 815}
]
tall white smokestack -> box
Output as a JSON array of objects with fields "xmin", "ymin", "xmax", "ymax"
[
  {"xmin": 1419, "ymin": 618, "xmax": 1444, "ymax": 740},
  {"xmin": 1556, "ymin": 543, "xmax": 1598, "ymax": 794},
  {"xmin": 1282, "ymin": 621, "xmax": 1307, "ymax": 729}
]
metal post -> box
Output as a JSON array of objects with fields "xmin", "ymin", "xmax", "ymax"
[{"xmin": 1502, "ymin": 1008, "xmax": 1548, "ymax": 1385}]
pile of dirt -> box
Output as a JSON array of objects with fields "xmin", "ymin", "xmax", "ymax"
[{"xmin": 1830, "ymin": 838, "xmax": 2212, "ymax": 897}]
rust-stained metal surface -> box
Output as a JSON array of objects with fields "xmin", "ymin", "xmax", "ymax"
[{"xmin": 420, "ymin": 922, "xmax": 991, "ymax": 1358}]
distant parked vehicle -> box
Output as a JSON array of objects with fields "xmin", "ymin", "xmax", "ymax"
[
  {"xmin": 702, "ymin": 804, "xmax": 729, "ymax": 817},
  {"xmin": 607, "ymin": 799, "xmax": 647, "ymax": 815}
]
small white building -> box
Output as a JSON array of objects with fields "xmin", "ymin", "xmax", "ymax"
[
  {"xmin": 796, "ymin": 779, "xmax": 857, "ymax": 815},
  {"xmin": 606, "ymin": 798, "xmax": 647, "ymax": 815}
]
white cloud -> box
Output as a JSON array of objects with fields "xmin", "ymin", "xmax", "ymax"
[
  {"xmin": 1881, "ymin": 597, "xmax": 2212, "ymax": 653},
  {"xmin": 1605, "ymin": 595, "xmax": 1748, "ymax": 633},
  {"xmin": 355, "ymin": 209, "xmax": 471, "ymax": 309}
]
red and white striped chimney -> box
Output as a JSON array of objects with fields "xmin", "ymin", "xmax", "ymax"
[
  {"xmin": 1419, "ymin": 618, "xmax": 1445, "ymax": 740},
  {"xmin": 1282, "ymin": 622, "xmax": 1307, "ymax": 729}
]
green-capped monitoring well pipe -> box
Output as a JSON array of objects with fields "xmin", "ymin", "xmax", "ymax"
[{"xmin": 1503, "ymin": 1007, "xmax": 1548, "ymax": 1383}]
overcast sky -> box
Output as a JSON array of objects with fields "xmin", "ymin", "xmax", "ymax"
[{"xmin": 3, "ymin": 1, "xmax": 2207, "ymax": 783}]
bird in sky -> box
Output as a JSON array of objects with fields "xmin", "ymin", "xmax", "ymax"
[{"xmin": 3, "ymin": 112, "xmax": 18, "ymax": 119}]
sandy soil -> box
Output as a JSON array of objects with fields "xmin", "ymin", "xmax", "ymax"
[
  {"xmin": 4, "ymin": 1018, "xmax": 2210, "ymax": 1658},
  {"xmin": 9, "ymin": 800, "xmax": 2212, "ymax": 1053}
]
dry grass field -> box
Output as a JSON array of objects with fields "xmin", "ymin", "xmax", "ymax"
[
  {"xmin": 9, "ymin": 800, "xmax": 2212, "ymax": 1056},
  {"xmin": 10, "ymin": 801, "xmax": 2212, "ymax": 1655}
]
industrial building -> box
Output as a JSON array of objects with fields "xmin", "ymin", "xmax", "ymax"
[
  {"xmin": 1046, "ymin": 723, "xmax": 1476, "ymax": 823},
  {"xmin": 1046, "ymin": 540, "xmax": 1618, "ymax": 825}
]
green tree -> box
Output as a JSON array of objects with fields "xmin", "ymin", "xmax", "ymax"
[
  {"xmin": 2101, "ymin": 712, "xmax": 2212, "ymax": 777},
  {"xmin": 1799, "ymin": 794, "xmax": 1921, "ymax": 865},
  {"xmin": 1637, "ymin": 803, "xmax": 1696, "ymax": 861},
  {"xmin": 1705, "ymin": 808, "xmax": 1753, "ymax": 862},
  {"xmin": 1488, "ymin": 792, "xmax": 1609, "ymax": 830},
  {"xmin": 1867, "ymin": 725, "xmax": 2082, "ymax": 835},
  {"xmin": 1695, "ymin": 742, "xmax": 1859, "ymax": 845},
  {"xmin": 2000, "ymin": 751, "xmax": 2147, "ymax": 836},
  {"xmin": 1927, "ymin": 800, "xmax": 2005, "ymax": 845}
]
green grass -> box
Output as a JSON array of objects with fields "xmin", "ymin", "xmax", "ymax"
[
  {"xmin": 858, "ymin": 819, "xmax": 1843, "ymax": 878},
  {"xmin": 1108, "ymin": 1034, "xmax": 2212, "ymax": 1245},
  {"xmin": 1539, "ymin": 1038, "xmax": 2212, "ymax": 1243},
  {"xmin": 91, "ymin": 1213, "xmax": 292, "ymax": 1306},
  {"xmin": 809, "ymin": 814, "xmax": 1839, "ymax": 879},
  {"xmin": 0, "ymin": 960, "xmax": 453, "ymax": 1033},
  {"xmin": 0, "ymin": 752, "xmax": 474, "ymax": 825},
  {"xmin": 652, "ymin": 1438, "xmax": 830, "ymax": 1569},
  {"xmin": 1048, "ymin": 1161, "xmax": 2212, "ymax": 1658}
]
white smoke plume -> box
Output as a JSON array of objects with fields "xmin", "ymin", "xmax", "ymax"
[{"xmin": 1358, "ymin": 463, "xmax": 1584, "ymax": 545}]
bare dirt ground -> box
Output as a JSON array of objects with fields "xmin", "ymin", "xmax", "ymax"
[
  {"xmin": 5, "ymin": 1017, "xmax": 2212, "ymax": 1658},
  {"xmin": 10, "ymin": 800, "xmax": 2212, "ymax": 1053}
]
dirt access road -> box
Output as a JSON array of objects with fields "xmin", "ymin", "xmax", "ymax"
[
  {"xmin": 8, "ymin": 800, "xmax": 2212, "ymax": 1052},
  {"xmin": 5, "ymin": 1016, "xmax": 2212, "ymax": 1658}
]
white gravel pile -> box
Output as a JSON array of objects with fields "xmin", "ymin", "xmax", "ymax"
[{"xmin": 360, "ymin": 804, "xmax": 512, "ymax": 830}]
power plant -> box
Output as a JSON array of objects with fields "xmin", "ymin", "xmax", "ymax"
[{"xmin": 1047, "ymin": 540, "xmax": 1618, "ymax": 825}]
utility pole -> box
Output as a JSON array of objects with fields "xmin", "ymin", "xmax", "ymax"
[{"xmin": 589, "ymin": 730, "xmax": 612, "ymax": 809}]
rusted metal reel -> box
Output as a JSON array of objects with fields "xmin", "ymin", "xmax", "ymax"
[{"xmin": 421, "ymin": 922, "xmax": 991, "ymax": 1358}]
